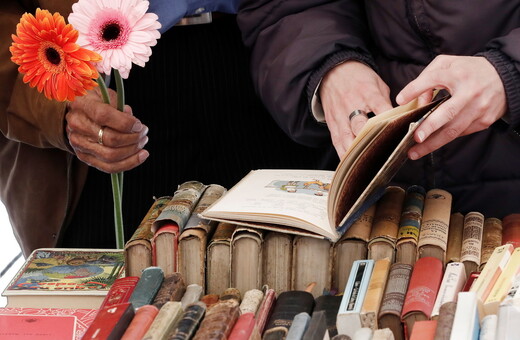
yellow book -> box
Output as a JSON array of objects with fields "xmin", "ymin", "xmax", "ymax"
[
  {"xmin": 360, "ymin": 257, "xmax": 391, "ymax": 330},
  {"xmin": 483, "ymin": 247, "xmax": 520, "ymax": 316}
]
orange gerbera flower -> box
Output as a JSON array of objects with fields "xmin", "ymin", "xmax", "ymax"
[{"xmin": 10, "ymin": 8, "xmax": 102, "ymax": 102}]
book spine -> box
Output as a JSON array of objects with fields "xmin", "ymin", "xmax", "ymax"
[
  {"xmin": 183, "ymin": 184, "xmax": 226, "ymax": 230},
  {"xmin": 129, "ymin": 266, "xmax": 164, "ymax": 310},
  {"xmin": 180, "ymin": 284, "xmax": 203, "ymax": 310},
  {"xmin": 254, "ymin": 288, "xmax": 276, "ymax": 336},
  {"xmin": 360, "ymin": 258, "xmax": 391, "ymax": 330},
  {"xmin": 449, "ymin": 292, "xmax": 480, "ymax": 340},
  {"xmin": 417, "ymin": 189, "xmax": 453, "ymax": 264},
  {"xmin": 206, "ymin": 222, "xmax": 235, "ymax": 295},
  {"xmin": 99, "ymin": 276, "xmax": 140, "ymax": 309},
  {"xmin": 372, "ymin": 328, "xmax": 395, "ymax": 340},
  {"xmin": 152, "ymin": 272, "xmax": 186, "ymax": 309},
  {"xmin": 168, "ymin": 301, "xmax": 206, "ymax": 340},
  {"xmin": 121, "ymin": 304, "xmax": 159, "ymax": 340},
  {"xmin": 230, "ymin": 227, "xmax": 264, "ymax": 296},
  {"xmin": 264, "ymin": 290, "xmax": 315, "ymax": 338},
  {"xmin": 395, "ymin": 185, "xmax": 426, "ymax": 265},
  {"xmin": 430, "ymin": 262, "xmax": 466, "ymax": 319},
  {"xmin": 409, "ymin": 320, "xmax": 437, "ymax": 340},
  {"xmin": 239, "ymin": 288, "xmax": 264, "ymax": 315},
  {"xmin": 446, "ymin": 212, "xmax": 464, "ymax": 263},
  {"xmin": 302, "ymin": 310, "xmax": 328, "ymax": 340},
  {"xmin": 262, "ymin": 232, "xmax": 293, "ymax": 295},
  {"xmin": 480, "ymin": 217, "xmax": 503, "ymax": 270},
  {"xmin": 480, "ymin": 314, "xmax": 498, "ymax": 340},
  {"xmin": 502, "ymin": 213, "xmax": 520, "ymax": 249},
  {"xmin": 484, "ymin": 247, "xmax": 520, "ymax": 316},
  {"xmin": 142, "ymin": 301, "xmax": 183, "ymax": 340},
  {"xmin": 344, "ymin": 204, "xmax": 376, "ymax": 241},
  {"xmin": 433, "ymin": 301, "xmax": 457, "ymax": 340},
  {"xmin": 286, "ymin": 312, "xmax": 311, "ymax": 340},
  {"xmin": 314, "ymin": 295, "xmax": 343, "ymax": 338},
  {"xmin": 82, "ymin": 302, "xmax": 135, "ymax": 340},
  {"xmin": 228, "ymin": 312, "xmax": 256, "ymax": 340},
  {"xmin": 460, "ymin": 212, "xmax": 485, "ymax": 278},
  {"xmin": 192, "ymin": 300, "xmax": 240, "ymax": 340}
]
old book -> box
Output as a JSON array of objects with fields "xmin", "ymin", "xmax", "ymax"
[
  {"xmin": 220, "ymin": 287, "xmax": 242, "ymax": 304},
  {"xmin": 168, "ymin": 301, "xmax": 206, "ymax": 340},
  {"xmin": 82, "ymin": 302, "xmax": 135, "ymax": 340},
  {"xmin": 201, "ymin": 97, "xmax": 448, "ymax": 241},
  {"xmin": 445, "ymin": 212, "xmax": 464, "ymax": 263},
  {"xmin": 1, "ymin": 248, "xmax": 124, "ymax": 309},
  {"xmin": 206, "ymin": 222, "xmax": 236, "ymax": 295},
  {"xmin": 433, "ymin": 301, "xmax": 457, "ymax": 340},
  {"xmin": 460, "ymin": 211, "xmax": 485, "ymax": 278},
  {"xmin": 480, "ymin": 217, "xmax": 503, "ymax": 270},
  {"xmin": 200, "ymin": 294, "xmax": 220, "ymax": 309},
  {"xmin": 372, "ymin": 328, "xmax": 394, "ymax": 340},
  {"xmin": 262, "ymin": 231, "xmax": 293, "ymax": 295},
  {"xmin": 352, "ymin": 328, "xmax": 373, "ymax": 340},
  {"xmin": 409, "ymin": 320, "xmax": 437, "ymax": 340},
  {"xmin": 501, "ymin": 213, "xmax": 520, "ymax": 249},
  {"xmin": 302, "ymin": 310, "xmax": 329, "ymax": 340},
  {"xmin": 401, "ymin": 257, "xmax": 443, "ymax": 337},
  {"xmin": 360, "ymin": 257, "xmax": 391, "ymax": 330},
  {"xmin": 332, "ymin": 204, "xmax": 374, "ymax": 294},
  {"xmin": 286, "ymin": 312, "xmax": 311, "ymax": 340},
  {"xmin": 378, "ymin": 263, "xmax": 413, "ymax": 340},
  {"xmin": 336, "ymin": 259, "xmax": 375, "ymax": 338},
  {"xmin": 430, "ymin": 262, "xmax": 466, "ymax": 319},
  {"xmin": 291, "ymin": 236, "xmax": 333, "ymax": 298},
  {"xmin": 479, "ymin": 314, "xmax": 498, "ymax": 340},
  {"xmin": 180, "ymin": 284, "xmax": 203, "ymax": 310},
  {"xmin": 129, "ymin": 266, "xmax": 164, "ymax": 310},
  {"xmin": 178, "ymin": 184, "xmax": 226, "ymax": 291},
  {"xmin": 152, "ymin": 272, "xmax": 187, "ymax": 309},
  {"xmin": 121, "ymin": 305, "xmax": 159, "ymax": 340},
  {"xmin": 253, "ymin": 287, "xmax": 276, "ymax": 337},
  {"xmin": 142, "ymin": 301, "xmax": 183, "ymax": 340},
  {"xmin": 263, "ymin": 290, "xmax": 315, "ymax": 339},
  {"xmin": 395, "ymin": 185, "xmax": 426, "ymax": 265},
  {"xmin": 240, "ymin": 288, "xmax": 264, "ymax": 315},
  {"xmin": 0, "ymin": 307, "xmax": 98, "ymax": 340},
  {"xmin": 230, "ymin": 227, "xmax": 264, "ymax": 295},
  {"xmin": 152, "ymin": 181, "xmax": 207, "ymax": 276},
  {"xmin": 228, "ymin": 312, "xmax": 256, "ymax": 340},
  {"xmin": 449, "ymin": 292, "xmax": 480, "ymax": 340},
  {"xmin": 484, "ymin": 247, "xmax": 520, "ymax": 316},
  {"xmin": 314, "ymin": 295, "xmax": 342, "ymax": 338},
  {"xmin": 192, "ymin": 299, "xmax": 240, "ymax": 340},
  {"xmin": 367, "ymin": 186, "xmax": 405, "ymax": 262},
  {"xmin": 99, "ymin": 276, "xmax": 140, "ymax": 310},
  {"xmin": 125, "ymin": 196, "xmax": 171, "ymax": 277},
  {"xmin": 417, "ymin": 189, "xmax": 453, "ymax": 264}
]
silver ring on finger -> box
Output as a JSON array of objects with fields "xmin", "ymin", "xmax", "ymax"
[
  {"xmin": 97, "ymin": 127, "xmax": 105, "ymax": 146},
  {"xmin": 348, "ymin": 109, "xmax": 368, "ymax": 121}
]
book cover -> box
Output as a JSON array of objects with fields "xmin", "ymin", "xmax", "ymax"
[
  {"xmin": 230, "ymin": 227, "xmax": 264, "ymax": 296},
  {"xmin": 99, "ymin": 276, "xmax": 140, "ymax": 310},
  {"xmin": 360, "ymin": 257, "xmax": 391, "ymax": 330},
  {"xmin": 496, "ymin": 275, "xmax": 520, "ymax": 340},
  {"xmin": 253, "ymin": 287, "xmax": 276, "ymax": 337},
  {"xmin": 206, "ymin": 222, "xmax": 236, "ymax": 295},
  {"xmin": 450, "ymin": 292, "xmax": 480, "ymax": 340},
  {"xmin": 433, "ymin": 301, "xmax": 457, "ymax": 340},
  {"xmin": 336, "ymin": 259, "xmax": 375, "ymax": 338},
  {"xmin": 0, "ymin": 307, "xmax": 98, "ymax": 340},
  {"xmin": 239, "ymin": 288, "xmax": 264, "ymax": 315},
  {"xmin": 430, "ymin": 262, "xmax": 466, "ymax": 319},
  {"xmin": 180, "ymin": 284, "xmax": 203, "ymax": 310},
  {"xmin": 262, "ymin": 231, "xmax": 294, "ymax": 295},
  {"xmin": 484, "ymin": 247, "xmax": 520, "ymax": 316},
  {"xmin": 82, "ymin": 302, "xmax": 135, "ymax": 340},
  {"xmin": 302, "ymin": 310, "xmax": 329, "ymax": 340},
  {"xmin": 2, "ymin": 248, "xmax": 124, "ymax": 309},
  {"xmin": 152, "ymin": 272, "xmax": 186, "ymax": 309}
]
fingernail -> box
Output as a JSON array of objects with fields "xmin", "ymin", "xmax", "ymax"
[
  {"xmin": 417, "ymin": 130, "xmax": 425, "ymax": 143},
  {"xmin": 138, "ymin": 136, "xmax": 149, "ymax": 149},
  {"xmin": 409, "ymin": 151, "xmax": 419, "ymax": 160},
  {"xmin": 138, "ymin": 150, "xmax": 149, "ymax": 163},
  {"xmin": 396, "ymin": 94, "xmax": 403, "ymax": 104},
  {"xmin": 131, "ymin": 121, "xmax": 143, "ymax": 132}
]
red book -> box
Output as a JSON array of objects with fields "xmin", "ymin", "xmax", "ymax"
[
  {"xmin": 228, "ymin": 312, "xmax": 256, "ymax": 340},
  {"xmin": 254, "ymin": 288, "xmax": 276, "ymax": 336},
  {"xmin": 99, "ymin": 276, "xmax": 139, "ymax": 309},
  {"xmin": 502, "ymin": 214, "xmax": 520, "ymax": 249},
  {"xmin": 0, "ymin": 307, "xmax": 98, "ymax": 340},
  {"xmin": 462, "ymin": 272, "xmax": 481, "ymax": 292},
  {"xmin": 152, "ymin": 223, "xmax": 180, "ymax": 276},
  {"xmin": 401, "ymin": 257, "xmax": 443, "ymax": 337},
  {"xmin": 120, "ymin": 305, "xmax": 159, "ymax": 340},
  {"xmin": 409, "ymin": 320, "xmax": 437, "ymax": 340},
  {"xmin": 81, "ymin": 302, "xmax": 135, "ymax": 340}
]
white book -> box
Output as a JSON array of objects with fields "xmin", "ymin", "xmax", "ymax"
[
  {"xmin": 337, "ymin": 259, "xmax": 374, "ymax": 338},
  {"xmin": 431, "ymin": 262, "xmax": 466, "ymax": 319},
  {"xmin": 450, "ymin": 292, "xmax": 480, "ymax": 340},
  {"xmin": 480, "ymin": 314, "xmax": 497, "ymax": 340},
  {"xmin": 484, "ymin": 247, "xmax": 520, "ymax": 316},
  {"xmin": 496, "ymin": 273, "xmax": 520, "ymax": 339}
]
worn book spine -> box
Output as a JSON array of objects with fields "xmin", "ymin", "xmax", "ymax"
[
  {"xmin": 484, "ymin": 247, "xmax": 520, "ymax": 316},
  {"xmin": 409, "ymin": 320, "xmax": 437, "ymax": 340},
  {"xmin": 430, "ymin": 262, "xmax": 466, "ymax": 319},
  {"xmin": 125, "ymin": 196, "xmax": 172, "ymax": 277},
  {"xmin": 239, "ymin": 288, "xmax": 264, "ymax": 315},
  {"xmin": 200, "ymin": 294, "xmax": 220, "ymax": 309},
  {"xmin": 314, "ymin": 295, "xmax": 342, "ymax": 338},
  {"xmin": 449, "ymin": 292, "xmax": 480, "ymax": 340},
  {"xmin": 142, "ymin": 301, "xmax": 183, "ymax": 340},
  {"xmin": 262, "ymin": 231, "xmax": 293, "ymax": 295},
  {"xmin": 417, "ymin": 189, "xmax": 453, "ymax": 264},
  {"xmin": 291, "ymin": 236, "xmax": 333, "ymax": 298},
  {"xmin": 460, "ymin": 212, "xmax": 485, "ymax": 278},
  {"xmin": 368, "ymin": 186, "xmax": 406, "ymax": 262},
  {"xmin": 253, "ymin": 287, "xmax": 276, "ymax": 336},
  {"xmin": 360, "ymin": 257, "xmax": 391, "ymax": 330},
  {"xmin": 82, "ymin": 302, "xmax": 135, "ymax": 340},
  {"xmin": 206, "ymin": 222, "xmax": 236, "ymax": 295},
  {"xmin": 152, "ymin": 224, "xmax": 180, "ymax": 275},
  {"xmin": 152, "ymin": 272, "xmax": 187, "ymax": 309},
  {"xmin": 129, "ymin": 266, "xmax": 164, "ymax": 310},
  {"xmin": 401, "ymin": 257, "xmax": 443, "ymax": 336},
  {"xmin": 480, "ymin": 217, "xmax": 503, "ymax": 270},
  {"xmin": 446, "ymin": 212, "xmax": 464, "ymax": 263},
  {"xmin": 227, "ymin": 312, "xmax": 256, "ymax": 340},
  {"xmin": 220, "ymin": 287, "xmax": 242, "ymax": 304},
  {"xmin": 502, "ymin": 213, "xmax": 520, "ymax": 249},
  {"xmin": 302, "ymin": 310, "xmax": 328, "ymax": 340},
  {"xmin": 378, "ymin": 263, "xmax": 413, "ymax": 340},
  {"xmin": 372, "ymin": 328, "xmax": 395, "ymax": 340},
  {"xmin": 121, "ymin": 304, "xmax": 159, "ymax": 340},
  {"xmin": 99, "ymin": 276, "xmax": 140, "ymax": 309},
  {"xmin": 433, "ymin": 301, "xmax": 457, "ymax": 340},
  {"xmin": 168, "ymin": 301, "xmax": 206, "ymax": 340},
  {"xmin": 395, "ymin": 185, "xmax": 426, "ymax": 265},
  {"xmin": 336, "ymin": 259, "xmax": 375, "ymax": 338},
  {"xmin": 332, "ymin": 204, "xmax": 374, "ymax": 294},
  {"xmin": 180, "ymin": 283, "xmax": 203, "ymax": 310},
  {"xmin": 286, "ymin": 312, "xmax": 311, "ymax": 340},
  {"xmin": 192, "ymin": 299, "xmax": 240, "ymax": 340},
  {"xmin": 230, "ymin": 227, "xmax": 264, "ymax": 295}
]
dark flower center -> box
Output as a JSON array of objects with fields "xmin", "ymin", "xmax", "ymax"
[
  {"xmin": 45, "ymin": 47, "xmax": 61, "ymax": 65},
  {"xmin": 102, "ymin": 23, "xmax": 121, "ymax": 41}
]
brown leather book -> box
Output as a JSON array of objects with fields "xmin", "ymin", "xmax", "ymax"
[
  {"xmin": 480, "ymin": 217, "xmax": 503, "ymax": 270},
  {"xmin": 368, "ymin": 186, "xmax": 406, "ymax": 262},
  {"xmin": 378, "ymin": 263, "xmax": 413, "ymax": 340},
  {"xmin": 231, "ymin": 227, "xmax": 264, "ymax": 295},
  {"xmin": 125, "ymin": 196, "xmax": 171, "ymax": 277},
  {"xmin": 152, "ymin": 272, "xmax": 187, "ymax": 309},
  {"xmin": 192, "ymin": 299, "xmax": 240, "ymax": 340},
  {"xmin": 433, "ymin": 301, "xmax": 457, "ymax": 340},
  {"xmin": 121, "ymin": 304, "xmax": 159, "ymax": 340},
  {"xmin": 178, "ymin": 184, "xmax": 226, "ymax": 291},
  {"xmin": 460, "ymin": 212, "xmax": 485, "ymax": 278},
  {"xmin": 395, "ymin": 185, "xmax": 426, "ymax": 265},
  {"xmin": 168, "ymin": 301, "xmax": 207, "ymax": 340},
  {"xmin": 401, "ymin": 257, "xmax": 443, "ymax": 337},
  {"xmin": 262, "ymin": 231, "xmax": 293, "ymax": 295},
  {"xmin": 446, "ymin": 212, "xmax": 464, "ymax": 263},
  {"xmin": 332, "ymin": 204, "xmax": 374, "ymax": 293},
  {"xmin": 502, "ymin": 213, "xmax": 520, "ymax": 248},
  {"xmin": 417, "ymin": 189, "xmax": 452, "ymax": 264},
  {"xmin": 200, "ymin": 294, "xmax": 220, "ymax": 309},
  {"xmin": 206, "ymin": 222, "xmax": 236, "ymax": 295}
]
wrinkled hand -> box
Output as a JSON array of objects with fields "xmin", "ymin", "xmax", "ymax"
[
  {"xmin": 66, "ymin": 87, "xmax": 149, "ymax": 173},
  {"xmin": 320, "ymin": 61, "xmax": 393, "ymax": 157},
  {"xmin": 397, "ymin": 55, "xmax": 507, "ymax": 160}
]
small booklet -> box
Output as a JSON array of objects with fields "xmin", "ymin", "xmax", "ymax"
[{"xmin": 201, "ymin": 97, "xmax": 447, "ymax": 242}]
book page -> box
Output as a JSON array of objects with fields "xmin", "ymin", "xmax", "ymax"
[{"xmin": 201, "ymin": 169, "xmax": 336, "ymax": 239}]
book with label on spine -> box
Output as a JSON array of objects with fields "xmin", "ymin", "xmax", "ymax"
[
  {"xmin": 360, "ymin": 257, "xmax": 391, "ymax": 330},
  {"xmin": 395, "ymin": 185, "xmax": 426, "ymax": 265},
  {"xmin": 460, "ymin": 212, "xmax": 485, "ymax": 278},
  {"xmin": 479, "ymin": 217, "xmax": 503, "ymax": 270},
  {"xmin": 430, "ymin": 262, "xmax": 466, "ymax": 319}
]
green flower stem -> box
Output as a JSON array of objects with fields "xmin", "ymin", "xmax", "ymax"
[{"xmin": 96, "ymin": 75, "xmax": 125, "ymax": 249}]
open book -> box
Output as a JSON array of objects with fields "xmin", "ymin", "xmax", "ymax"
[{"xmin": 200, "ymin": 97, "xmax": 447, "ymax": 242}]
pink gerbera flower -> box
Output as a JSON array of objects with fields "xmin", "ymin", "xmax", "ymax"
[{"xmin": 68, "ymin": 0, "xmax": 161, "ymax": 78}]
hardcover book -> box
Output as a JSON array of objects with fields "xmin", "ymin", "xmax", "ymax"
[
  {"xmin": 99, "ymin": 276, "xmax": 140, "ymax": 310},
  {"xmin": 502, "ymin": 213, "xmax": 520, "ymax": 249},
  {"xmin": 479, "ymin": 217, "xmax": 503, "ymax": 270},
  {"xmin": 360, "ymin": 258, "xmax": 391, "ymax": 330},
  {"xmin": 484, "ymin": 247, "xmax": 520, "ymax": 316},
  {"xmin": 82, "ymin": 302, "xmax": 135, "ymax": 340},
  {"xmin": 262, "ymin": 231, "xmax": 294, "ymax": 295},
  {"xmin": 460, "ymin": 211, "xmax": 485, "ymax": 277},
  {"xmin": 395, "ymin": 185, "xmax": 425, "ymax": 265},
  {"xmin": 206, "ymin": 222, "xmax": 236, "ymax": 295},
  {"xmin": 430, "ymin": 262, "xmax": 466, "ymax": 319},
  {"xmin": 200, "ymin": 98, "xmax": 447, "ymax": 241},
  {"xmin": 230, "ymin": 227, "xmax": 264, "ymax": 295},
  {"xmin": 446, "ymin": 212, "xmax": 464, "ymax": 263},
  {"xmin": 1, "ymin": 248, "xmax": 125, "ymax": 309},
  {"xmin": 450, "ymin": 292, "xmax": 480, "ymax": 340}
]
